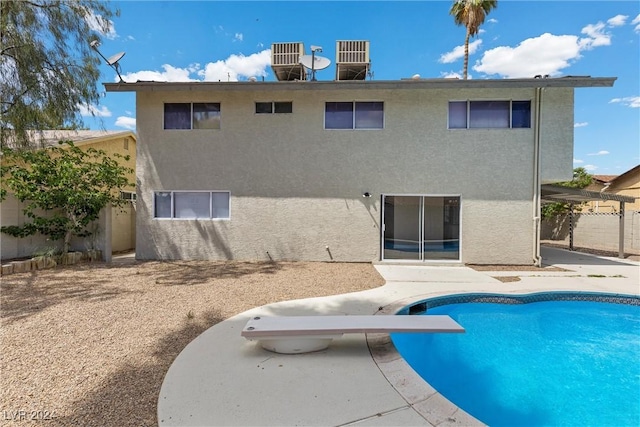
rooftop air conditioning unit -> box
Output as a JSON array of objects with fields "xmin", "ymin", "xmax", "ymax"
[
  {"xmin": 335, "ymin": 40, "xmax": 370, "ymax": 81},
  {"xmin": 271, "ymin": 42, "xmax": 306, "ymax": 81}
]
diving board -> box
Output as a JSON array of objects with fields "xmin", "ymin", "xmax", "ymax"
[{"xmin": 241, "ymin": 315, "xmax": 464, "ymax": 354}]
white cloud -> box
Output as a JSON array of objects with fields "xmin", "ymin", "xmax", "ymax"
[
  {"xmin": 440, "ymin": 71, "xmax": 463, "ymax": 79},
  {"xmin": 574, "ymin": 122, "xmax": 588, "ymax": 128},
  {"xmin": 609, "ymin": 96, "xmax": 640, "ymax": 108},
  {"xmin": 632, "ymin": 14, "xmax": 640, "ymax": 33},
  {"xmin": 439, "ymin": 40, "xmax": 482, "ymax": 64},
  {"xmin": 588, "ymin": 150, "xmax": 610, "ymax": 156},
  {"xmin": 234, "ymin": 33, "xmax": 243, "ymax": 42},
  {"xmin": 487, "ymin": 18, "xmax": 498, "ymax": 24},
  {"xmin": 115, "ymin": 116, "xmax": 136, "ymax": 130},
  {"xmin": 122, "ymin": 50, "xmax": 271, "ymax": 83},
  {"xmin": 607, "ymin": 15, "xmax": 627, "ymax": 27},
  {"xmin": 78, "ymin": 103, "xmax": 112, "ymax": 117},
  {"xmin": 474, "ymin": 33, "xmax": 581, "ymax": 78},
  {"xmin": 573, "ymin": 158, "xmax": 584, "ymax": 164},
  {"xmin": 121, "ymin": 64, "xmax": 199, "ymax": 82},
  {"xmin": 199, "ymin": 49, "xmax": 271, "ymax": 81},
  {"xmin": 583, "ymin": 164, "xmax": 598, "ymax": 172},
  {"xmin": 579, "ymin": 22, "xmax": 611, "ymax": 49},
  {"xmin": 473, "ymin": 15, "xmax": 623, "ymax": 78},
  {"xmin": 85, "ymin": 10, "xmax": 116, "ymax": 40}
]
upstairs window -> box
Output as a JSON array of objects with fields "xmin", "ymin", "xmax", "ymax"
[
  {"xmin": 164, "ymin": 103, "xmax": 221, "ymax": 130},
  {"xmin": 256, "ymin": 101, "xmax": 293, "ymax": 114},
  {"xmin": 325, "ymin": 101, "xmax": 384, "ymax": 129},
  {"xmin": 449, "ymin": 100, "xmax": 531, "ymax": 129}
]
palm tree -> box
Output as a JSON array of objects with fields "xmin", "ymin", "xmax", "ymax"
[{"xmin": 449, "ymin": 0, "xmax": 498, "ymax": 79}]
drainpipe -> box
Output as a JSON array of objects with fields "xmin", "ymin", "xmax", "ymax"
[{"xmin": 532, "ymin": 87, "xmax": 543, "ymax": 267}]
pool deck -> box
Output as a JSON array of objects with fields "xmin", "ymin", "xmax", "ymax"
[{"xmin": 157, "ymin": 247, "xmax": 640, "ymax": 427}]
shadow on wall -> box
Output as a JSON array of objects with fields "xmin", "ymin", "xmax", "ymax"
[
  {"xmin": 541, "ymin": 214, "xmax": 576, "ymax": 240},
  {"xmin": 141, "ymin": 219, "xmax": 233, "ymax": 261}
]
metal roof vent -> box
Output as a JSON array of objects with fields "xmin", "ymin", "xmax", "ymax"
[
  {"xmin": 271, "ymin": 42, "xmax": 306, "ymax": 81},
  {"xmin": 335, "ymin": 40, "xmax": 370, "ymax": 81}
]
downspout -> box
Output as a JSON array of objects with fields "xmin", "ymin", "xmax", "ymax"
[{"xmin": 532, "ymin": 87, "xmax": 543, "ymax": 267}]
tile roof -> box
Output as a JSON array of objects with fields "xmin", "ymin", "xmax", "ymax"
[
  {"xmin": 38, "ymin": 130, "xmax": 133, "ymax": 146},
  {"xmin": 592, "ymin": 175, "xmax": 618, "ymax": 183}
]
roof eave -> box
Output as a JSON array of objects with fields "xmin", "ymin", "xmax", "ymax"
[{"xmin": 104, "ymin": 76, "xmax": 617, "ymax": 93}]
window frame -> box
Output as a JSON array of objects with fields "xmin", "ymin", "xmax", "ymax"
[
  {"xmin": 448, "ymin": 100, "xmax": 531, "ymax": 129},
  {"xmin": 324, "ymin": 101, "xmax": 385, "ymax": 130},
  {"xmin": 163, "ymin": 102, "xmax": 221, "ymax": 130},
  {"xmin": 153, "ymin": 191, "xmax": 230, "ymax": 220},
  {"xmin": 255, "ymin": 101, "xmax": 293, "ymax": 114},
  {"xmin": 120, "ymin": 191, "xmax": 137, "ymax": 201}
]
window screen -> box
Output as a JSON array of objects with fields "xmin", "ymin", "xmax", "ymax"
[
  {"xmin": 193, "ymin": 103, "xmax": 221, "ymax": 129},
  {"xmin": 355, "ymin": 102, "xmax": 384, "ymax": 129}
]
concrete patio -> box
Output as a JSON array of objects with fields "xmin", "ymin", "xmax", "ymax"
[{"xmin": 157, "ymin": 246, "xmax": 639, "ymax": 426}]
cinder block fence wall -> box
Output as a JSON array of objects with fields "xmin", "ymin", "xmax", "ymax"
[{"xmin": 541, "ymin": 211, "xmax": 640, "ymax": 254}]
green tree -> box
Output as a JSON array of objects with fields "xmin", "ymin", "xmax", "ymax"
[
  {"xmin": 541, "ymin": 167, "xmax": 593, "ymax": 219},
  {"xmin": 0, "ymin": 141, "xmax": 133, "ymax": 253},
  {"xmin": 1, "ymin": 0, "xmax": 118, "ymax": 148},
  {"xmin": 449, "ymin": 0, "xmax": 498, "ymax": 80}
]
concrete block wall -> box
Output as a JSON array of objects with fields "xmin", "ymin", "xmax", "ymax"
[{"xmin": 541, "ymin": 211, "xmax": 640, "ymax": 254}]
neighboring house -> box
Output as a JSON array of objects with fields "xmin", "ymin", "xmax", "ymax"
[
  {"xmin": 105, "ymin": 42, "xmax": 615, "ymax": 265},
  {"xmin": 1, "ymin": 130, "xmax": 137, "ymax": 260},
  {"xmin": 586, "ymin": 166, "xmax": 640, "ymax": 213}
]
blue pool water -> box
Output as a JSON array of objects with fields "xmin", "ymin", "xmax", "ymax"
[{"xmin": 391, "ymin": 298, "xmax": 640, "ymax": 426}]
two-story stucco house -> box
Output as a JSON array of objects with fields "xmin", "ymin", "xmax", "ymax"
[{"xmin": 105, "ymin": 42, "xmax": 614, "ymax": 265}]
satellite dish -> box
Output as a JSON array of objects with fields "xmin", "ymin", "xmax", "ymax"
[
  {"xmin": 90, "ymin": 40, "xmax": 126, "ymax": 82},
  {"xmin": 107, "ymin": 51, "xmax": 125, "ymax": 66},
  {"xmin": 299, "ymin": 54, "xmax": 331, "ymax": 71}
]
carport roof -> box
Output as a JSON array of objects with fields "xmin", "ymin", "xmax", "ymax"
[{"xmin": 541, "ymin": 184, "xmax": 636, "ymax": 204}]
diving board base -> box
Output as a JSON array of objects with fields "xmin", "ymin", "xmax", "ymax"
[{"xmin": 256, "ymin": 335, "xmax": 343, "ymax": 354}]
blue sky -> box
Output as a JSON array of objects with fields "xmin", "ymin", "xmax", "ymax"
[{"xmin": 86, "ymin": 0, "xmax": 640, "ymax": 175}]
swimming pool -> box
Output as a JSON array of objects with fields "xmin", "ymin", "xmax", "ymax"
[{"xmin": 390, "ymin": 292, "xmax": 640, "ymax": 427}]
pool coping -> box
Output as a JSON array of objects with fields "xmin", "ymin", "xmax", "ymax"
[{"xmin": 366, "ymin": 291, "xmax": 640, "ymax": 426}]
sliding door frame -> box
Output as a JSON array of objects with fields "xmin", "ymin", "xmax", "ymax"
[{"xmin": 380, "ymin": 193, "xmax": 462, "ymax": 262}]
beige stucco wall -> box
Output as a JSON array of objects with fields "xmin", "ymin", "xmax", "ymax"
[
  {"xmin": 76, "ymin": 135, "xmax": 137, "ymax": 193},
  {"xmin": 584, "ymin": 168, "xmax": 640, "ymax": 213},
  {"xmin": 134, "ymin": 86, "xmax": 575, "ymax": 264},
  {"xmin": 0, "ymin": 194, "xmax": 50, "ymax": 259},
  {"xmin": 1, "ymin": 134, "xmax": 137, "ymax": 260},
  {"xmin": 0, "ymin": 193, "xmax": 133, "ymax": 260},
  {"xmin": 111, "ymin": 204, "xmax": 136, "ymax": 253}
]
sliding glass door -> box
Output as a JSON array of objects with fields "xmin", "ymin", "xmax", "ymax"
[{"xmin": 382, "ymin": 195, "xmax": 460, "ymax": 261}]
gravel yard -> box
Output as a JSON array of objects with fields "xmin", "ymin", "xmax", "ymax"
[{"xmin": 0, "ymin": 259, "xmax": 385, "ymax": 426}]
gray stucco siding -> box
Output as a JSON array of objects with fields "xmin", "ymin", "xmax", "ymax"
[
  {"xmin": 135, "ymin": 86, "xmax": 571, "ymax": 264},
  {"xmin": 539, "ymin": 88, "xmax": 574, "ymax": 183}
]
